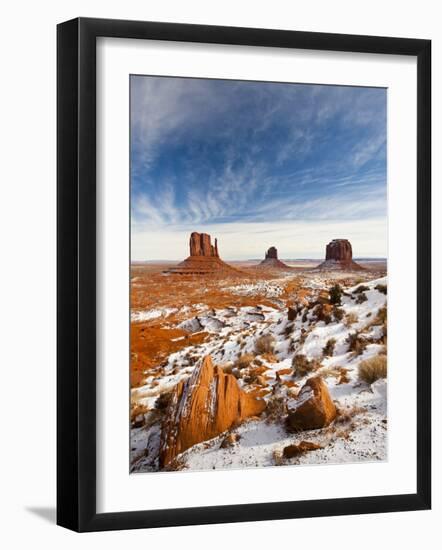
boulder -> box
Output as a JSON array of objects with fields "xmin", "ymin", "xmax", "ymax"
[
  {"xmin": 159, "ymin": 356, "xmax": 266, "ymax": 467},
  {"xmin": 283, "ymin": 440, "xmax": 322, "ymax": 458},
  {"xmin": 287, "ymin": 376, "xmax": 337, "ymax": 431}
]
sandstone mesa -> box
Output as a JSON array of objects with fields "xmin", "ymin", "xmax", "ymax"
[
  {"xmin": 258, "ymin": 246, "xmax": 290, "ymax": 269},
  {"xmin": 317, "ymin": 239, "xmax": 364, "ymax": 271},
  {"xmin": 165, "ymin": 232, "xmax": 239, "ymax": 275}
]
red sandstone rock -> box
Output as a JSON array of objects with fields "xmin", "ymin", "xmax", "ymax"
[
  {"xmin": 326, "ymin": 239, "xmax": 352, "ymax": 261},
  {"xmin": 317, "ymin": 239, "xmax": 364, "ymax": 271},
  {"xmin": 159, "ymin": 356, "xmax": 266, "ymax": 467},
  {"xmin": 283, "ymin": 440, "xmax": 322, "ymax": 458},
  {"xmin": 258, "ymin": 246, "xmax": 290, "ymax": 269},
  {"xmin": 286, "ymin": 376, "xmax": 337, "ymax": 431},
  {"xmin": 189, "ymin": 232, "xmax": 219, "ymax": 257},
  {"xmin": 166, "ymin": 232, "xmax": 239, "ymax": 275}
]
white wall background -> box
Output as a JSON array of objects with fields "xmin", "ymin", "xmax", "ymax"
[{"xmin": 0, "ymin": 0, "xmax": 439, "ymax": 548}]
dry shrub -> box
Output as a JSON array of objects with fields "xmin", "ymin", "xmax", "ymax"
[
  {"xmin": 319, "ymin": 366, "xmax": 341, "ymax": 379},
  {"xmin": 234, "ymin": 353, "xmax": 255, "ymax": 370},
  {"xmin": 155, "ymin": 391, "xmax": 173, "ymax": 410},
  {"xmin": 376, "ymin": 306, "xmax": 387, "ymax": 324},
  {"xmin": 220, "ymin": 433, "xmax": 240, "ymax": 448},
  {"xmin": 272, "ymin": 449, "xmax": 285, "ymax": 466},
  {"xmin": 288, "ymin": 338, "xmax": 297, "ymax": 353},
  {"xmin": 162, "ymin": 455, "xmax": 187, "ymax": 472},
  {"xmin": 344, "ymin": 312, "xmax": 358, "ymax": 326},
  {"xmin": 335, "ymin": 405, "xmax": 366, "ymax": 424},
  {"xmin": 375, "ymin": 283, "xmax": 387, "ymax": 295},
  {"xmin": 284, "ymin": 323, "xmax": 294, "ymax": 337},
  {"xmin": 358, "ymin": 354, "xmax": 387, "ymax": 384},
  {"xmin": 255, "ymin": 334, "xmax": 275, "ymax": 354},
  {"xmin": 221, "ymin": 363, "xmax": 234, "ymax": 375},
  {"xmin": 313, "ymin": 304, "xmax": 332, "ymax": 324},
  {"xmin": 355, "ymin": 293, "xmax": 368, "ymax": 304},
  {"xmin": 130, "ymin": 403, "xmax": 148, "ymax": 427},
  {"xmin": 353, "ymin": 284, "xmax": 370, "ymax": 294},
  {"xmin": 292, "ymin": 354, "xmax": 320, "ymax": 377},
  {"xmin": 261, "ymin": 352, "xmax": 278, "ymax": 363},
  {"xmin": 333, "ymin": 306, "xmax": 345, "ymax": 322},
  {"xmin": 243, "ymin": 371, "xmax": 264, "ymax": 385},
  {"xmin": 319, "ymin": 365, "xmax": 349, "ymax": 384},
  {"xmin": 329, "ymin": 284, "xmax": 343, "ymax": 305},
  {"xmin": 266, "ymin": 394, "xmax": 288, "ymax": 421},
  {"xmin": 346, "ymin": 332, "xmax": 368, "ymax": 356},
  {"xmin": 322, "ymin": 338, "xmax": 336, "ymax": 357},
  {"xmin": 299, "ymin": 328, "xmax": 308, "ymax": 345}
]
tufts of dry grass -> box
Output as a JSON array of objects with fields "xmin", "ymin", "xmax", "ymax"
[
  {"xmin": 375, "ymin": 283, "xmax": 387, "ymax": 295},
  {"xmin": 322, "ymin": 338, "xmax": 336, "ymax": 357},
  {"xmin": 344, "ymin": 312, "xmax": 358, "ymax": 327},
  {"xmin": 221, "ymin": 363, "xmax": 234, "ymax": 375},
  {"xmin": 329, "ymin": 284, "xmax": 343, "ymax": 305},
  {"xmin": 355, "ymin": 293, "xmax": 368, "ymax": 304},
  {"xmin": 333, "ymin": 306, "xmax": 345, "ymax": 322},
  {"xmin": 255, "ymin": 334, "xmax": 275, "ymax": 355},
  {"xmin": 346, "ymin": 332, "xmax": 368, "ymax": 356},
  {"xmin": 265, "ymin": 394, "xmax": 288, "ymax": 421},
  {"xmin": 358, "ymin": 354, "xmax": 387, "ymax": 384},
  {"xmin": 234, "ymin": 353, "xmax": 255, "ymax": 370},
  {"xmin": 353, "ymin": 284, "xmax": 370, "ymax": 294},
  {"xmin": 292, "ymin": 354, "xmax": 320, "ymax": 377},
  {"xmin": 376, "ymin": 306, "xmax": 387, "ymax": 324},
  {"xmin": 154, "ymin": 391, "xmax": 173, "ymax": 410},
  {"xmin": 335, "ymin": 404, "xmax": 366, "ymax": 424},
  {"xmin": 261, "ymin": 352, "xmax": 278, "ymax": 363}
]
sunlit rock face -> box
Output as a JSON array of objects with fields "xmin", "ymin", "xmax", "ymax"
[{"xmin": 159, "ymin": 356, "xmax": 266, "ymax": 467}]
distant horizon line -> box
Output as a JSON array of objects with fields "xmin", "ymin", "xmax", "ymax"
[{"xmin": 131, "ymin": 256, "xmax": 388, "ymax": 263}]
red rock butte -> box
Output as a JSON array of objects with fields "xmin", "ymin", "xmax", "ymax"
[
  {"xmin": 165, "ymin": 232, "xmax": 239, "ymax": 275},
  {"xmin": 258, "ymin": 246, "xmax": 290, "ymax": 269},
  {"xmin": 317, "ymin": 239, "xmax": 364, "ymax": 271}
]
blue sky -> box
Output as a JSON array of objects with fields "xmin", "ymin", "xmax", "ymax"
[{"xmin": 130, "ymin": 76, "xmax": 386, "ymax": 260}]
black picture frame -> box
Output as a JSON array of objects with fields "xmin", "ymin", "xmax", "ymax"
[{"xmin": 57, "ymin": 17, "xmax": 431, "ymax": 532}]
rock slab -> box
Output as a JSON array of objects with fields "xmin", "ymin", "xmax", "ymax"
[{"xmin": 159, "ymin": 356, "xmax": 266, "ymax": 467}]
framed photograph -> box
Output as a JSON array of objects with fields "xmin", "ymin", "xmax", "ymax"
[{"xmin": 57, "ymin": 17, "xmax": 431, "ymax": 532}]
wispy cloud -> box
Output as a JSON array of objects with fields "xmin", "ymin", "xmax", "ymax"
[{"xmin": 130, "ymin": 76, "xmax": 387, "ymax": 259}]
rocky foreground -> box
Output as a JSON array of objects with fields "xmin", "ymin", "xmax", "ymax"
[{"xmin": 130, "ymin": 266, "xmax": 387, "ymax": 473}]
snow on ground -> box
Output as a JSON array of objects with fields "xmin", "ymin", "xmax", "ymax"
[
  {"xmin": 224, "ymin": 281, "xmax": 284, "ymax": 298},
  {"xmin": 131, "ymin": 307, "xmax": 178, "ymax": 322},
  {"xmin": 131, "ymin": 272, "xmax": 388, "ymax": 472}
]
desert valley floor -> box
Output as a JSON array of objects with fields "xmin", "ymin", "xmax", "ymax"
[{"xmin": 130, "ymin": 260, "xmax": 388, "ymax": 473}]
